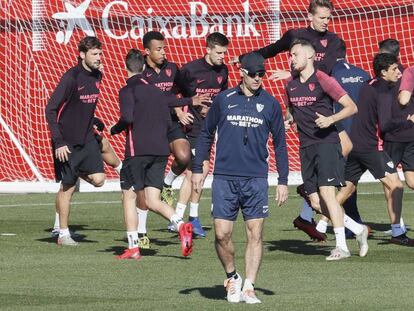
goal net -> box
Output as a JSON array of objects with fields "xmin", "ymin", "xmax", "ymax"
[{"xmin": 1, "ymin": 0, "xmax": 413, "ymax": 191}]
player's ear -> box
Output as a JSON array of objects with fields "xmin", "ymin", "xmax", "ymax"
[
  {"xmin": 79, "ymin": 51, "xmax": 86, "ymax": 60},
  {"xmin": 307, "ymin": 12, "xmax": 313, "ymax": 23}
]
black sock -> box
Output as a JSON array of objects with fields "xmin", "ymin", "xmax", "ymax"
[{"xmin": 226, "ymin": 270, "xmax": 237, "ymax": 279}]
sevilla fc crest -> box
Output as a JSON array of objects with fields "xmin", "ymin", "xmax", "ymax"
[
  {"xmin": 165, "ymin": 68, "xmax": 172, "ymax": 77},
  {"xmin": 95, "ymin": 82, "xmax": 100, "ymax": 89},
  {"xmin": 320, "ymin": 39, "xmax": 327, "ymax": 47},
  {"xmin": 309, "ymin": 83, "xmax": 315, "ymax": 91},
  {"xmin": 217, "ymin": 76, "xmax": 223, "ymax": 84},
  {"xmin": 256, "ymin": 103, "xmax": 264, "ymax": 112}
]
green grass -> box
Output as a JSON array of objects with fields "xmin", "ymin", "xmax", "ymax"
[{"xmin": 1, "ymin": 183, "xmax": 414, "ymax": 310}]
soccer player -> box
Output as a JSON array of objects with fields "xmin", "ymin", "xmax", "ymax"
[
  {"xmin": 45, "ymin": 36, "xmax": 106, "ymax": 246},
  {"xmin": 169, "ymin": 32, "xmax": 229, "ymax": 237},
  {"xmin": 134, "ymin": 31, "xmax": 208, "ymax": 247},
  {"xmin": 399, "ymin": 65, "xmax": 414, "ymax": 105},
  {"xmin": 336, "ymin": 53, "xmax": 414, "ymax": 245},
  {"xmin": 379, "ymin": 38, "xmax": 404, "ymax": 73},
  {"xmin": 231, "ymin": 0, "xmax": 341, "ymax": 77},
  {"xmin": 110, "ymin": 49, "xmax": 193, "ymax": 259},
  {"xmin": 286, "ymin": 38, "xmax": 368, "ymax": 260},
  {"xmin": 192, "ymin": 52, "xmax": 289, "ymax": 303},
  {"xmin": 314, "ymin": 39, "xmax": 370, "ymax": 238},
  {"xmin": 50, "ymin": 121, "xmax": 123, "ymax": 238}
]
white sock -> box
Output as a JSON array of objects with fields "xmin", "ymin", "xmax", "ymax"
[
  {"xmin": 299, "ymin": 201, "xmax": 313, "ymax": 222},
  {"xmin": 54, "ymin": 212, "xmax": 60, "ymax": 230},
  {"xmin": 59, "ymin": 228, "xmax": 70, "ymax": 238},
  {"xmin": 189, "ymin": 202, "xmax": 199, "ymax": 218},
  {"xmin": 243, "ymin": 279, "xmax": 254, "ymax": 292},
  {"xmin": 334, "ymin": 227, "xmax": 348, "ymax": 252},
  {"xmin": 170, "ymin": 214, "xmax": 184, "ymax": 231},
  {"xmin": 114, "ymin": 162, "xmax": 122, "ymax": 175},
  {"xmin": 175, "ymin": 202, "xmax": 187, "ymax": 218},
  {"xmin": 136, "ymin": 208, "xmax": 148, "ymax": 234},
  {"xmin": 164, "ymin": 170, "xmax": 178, "ymax": 186},
  {"xmin": 127, "ymin": 231, "xmax": 139, "ymax": 249},
  {"xmin": 343, "ymin": 214, "xmax": 363, "ymax": 235},
  {"xmin": 400, "ymin": 217, "xmax": 406, "ymax": 232},
  {"xmin": 391, "ymin": 224, "xmax": 405, "ymax": 237},
  {"xmin": 316, "ymin": 220, "xmax": 328, "ymax": 233}
]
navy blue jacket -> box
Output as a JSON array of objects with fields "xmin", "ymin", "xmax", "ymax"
[
  {"xmin": 192, "ymin": 85, "xmax": 288, "ymax": 185},
  {"xmin": 331, "ymin": 59, "xmax": 370, "ymax": 134}
]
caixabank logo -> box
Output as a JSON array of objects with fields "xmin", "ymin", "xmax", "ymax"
[
  {"xmin": 47, "ymin": 0, "xmax": 265, "ymax": 45},
  {"xmin": 52, "ymin": 0, "xmax": 95, "ymax": 44}
]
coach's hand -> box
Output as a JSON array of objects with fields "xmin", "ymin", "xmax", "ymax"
[
  {"xmin": 315, "ymin": 112, "xmax": 334, "ymax": 128},
  {"xmin": 55, "ymin": 145, "xmax": 71, "ymax": 162},
  {"xmin": 229, "ymin": 56, "xmax": 240, "ymax": 65},
  {"xmin": 192, "ymin": 173, "xmax": 204, "ymax": 194},
  {"xmin": 269, "ymin": 69, "xmax": 291, "ymax": 81},
  {"xmin": 192, "ymin": 94, "xmax": 211, "ymax": 108},
  {"xmin": 177, "ymin": 110, "xmax": 194, "ymax": 125},
  {"xmin": 275, "ymin": 184, "xmax": 288, "ymax": 207}
]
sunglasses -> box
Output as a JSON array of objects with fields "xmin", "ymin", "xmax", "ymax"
[{"xmin": 241, "ymin": 68, "xmax": 266, "ymax": 78}]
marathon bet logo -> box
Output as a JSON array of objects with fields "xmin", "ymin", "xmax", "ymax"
[
  {"xmin": 51, "ymin": 0, "xmax": 260, "ymax": 45},
  {"xmin": 52, "ymin": 0, "xmax": 95, "ymax": 44}
]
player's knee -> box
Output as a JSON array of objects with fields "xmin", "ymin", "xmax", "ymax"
[
  {"xmin": 215, "ymin": 231, "xmax": 232, "ymax": 244},
  {"xmin": 175, "ymin": 151, "xmax": 191, "ymax": 168},
  {"xmin": 405, "ymin": 178, "xmax": 414, "ymax": 190},
  {"xmin": 91, "ymin": 175, "xmax": 105, "ymax": 187}
]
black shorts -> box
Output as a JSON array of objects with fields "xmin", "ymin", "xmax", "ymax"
[
  {"xmin": 54, "ymin": 139, "xmax": 104, "ymax": 186},
  {"xmin": 120, "ymin": 156, "xmax": 168, "ymax": 191},
  {"xmin": 167, "ymin": 122, "xmax": 187, "ymax": 143},
  {"xmin": 345, "ymin": 150, "xmax": 397, "ymax": 184},
  {"xmin": 300, "ymin": 143, "xmax": 346, "ymax": 195},
  {"xmin": 383, "ymin": 141, "xmax": 414, "ymax": 172},
  {"xmin": 188, "ymin": 136, "xmax": 210, "ymax": 161}
]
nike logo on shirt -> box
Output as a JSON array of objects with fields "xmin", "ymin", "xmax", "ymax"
[{"xmin": 228, "ymin": 104, "xmax": 238, "ymax": 109}]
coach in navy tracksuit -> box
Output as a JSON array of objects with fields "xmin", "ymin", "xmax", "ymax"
[{"xmin": 192, "ymin": 53, "xmax": 288, "ymax": 304}]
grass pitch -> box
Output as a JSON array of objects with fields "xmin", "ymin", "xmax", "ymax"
[{"xmin": 1, "ymin": 182, "xmax": 414, "ymax": 310}]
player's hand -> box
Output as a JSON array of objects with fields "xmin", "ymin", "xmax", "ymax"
[
  {"xmin": 229, "ymin": 56, "xmax": 240, "ymax": 65},
  {"xmin": 192, "ymin": 94, "xmax": 211, "ymax": 108},
  {"xmin": 191, "ymin": 173, "xmax": 204, "ymax": 193},
  {"xmin": 177, "ymin": 110, "xmax": 194, "ymax": 125},
  {"xmin": 93, "ymin": 117, "xmax": 105, "ymax": 131},
  {"xmin": 407, "ymin": 114, "xmax": 414, "ymax": 123},
  {"xmin": 200, "ymin": 106, "xmax": 210, "ymax": 118},
  {"xmin": 284, "ymin": 114, "xmax": 294, "ymax": 131},
  {"xmin": 55, "ymin": 145, "xmax": 71, "ymax": 162},
  {"xmin": 268, "ymin": 70, "xmax": 292, "ymax": 81},
  {"xmin": 275, "ymin": 184, "xmax": 288, "ymax": 207},
  {"xmin": 108, "ymin": 124, "xmax": 116, "ymax": 135},
  {"xmin": 284, "ymin": 120, "xmax": 293, "ymax": 131},
  {"xmin": 98, "ymin": 63, "xmax": 104, "ymax": 72},
  {"xmin": 315, "ymin": 112, "xmax": 334, "ymax": 128}
]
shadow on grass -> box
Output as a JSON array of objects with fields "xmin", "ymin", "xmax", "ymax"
[
  {"xmin": 114, "ymin": 237, "xmax": 178, "ymax": 247},
  {"xmin": 265, "ymin": 239, "xmax": 330, "ymax": 256},
  {"xmin": 37, "ymin": 230, "xmax": 98, "ymax": 244},
  {"xmin": 44, "ymin": 224, "xmax": 122, "ymax": 234},
  {"xmin": 179, "ymin": 285, "xmax": 274, "ymax": 300},
  {"xmin": 98, "ymin": 245, "xmax": 159, "ymax": 256},
  {"xmin": 363, "ymin": 222, "xmax": 392, "ymax": 233}
]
